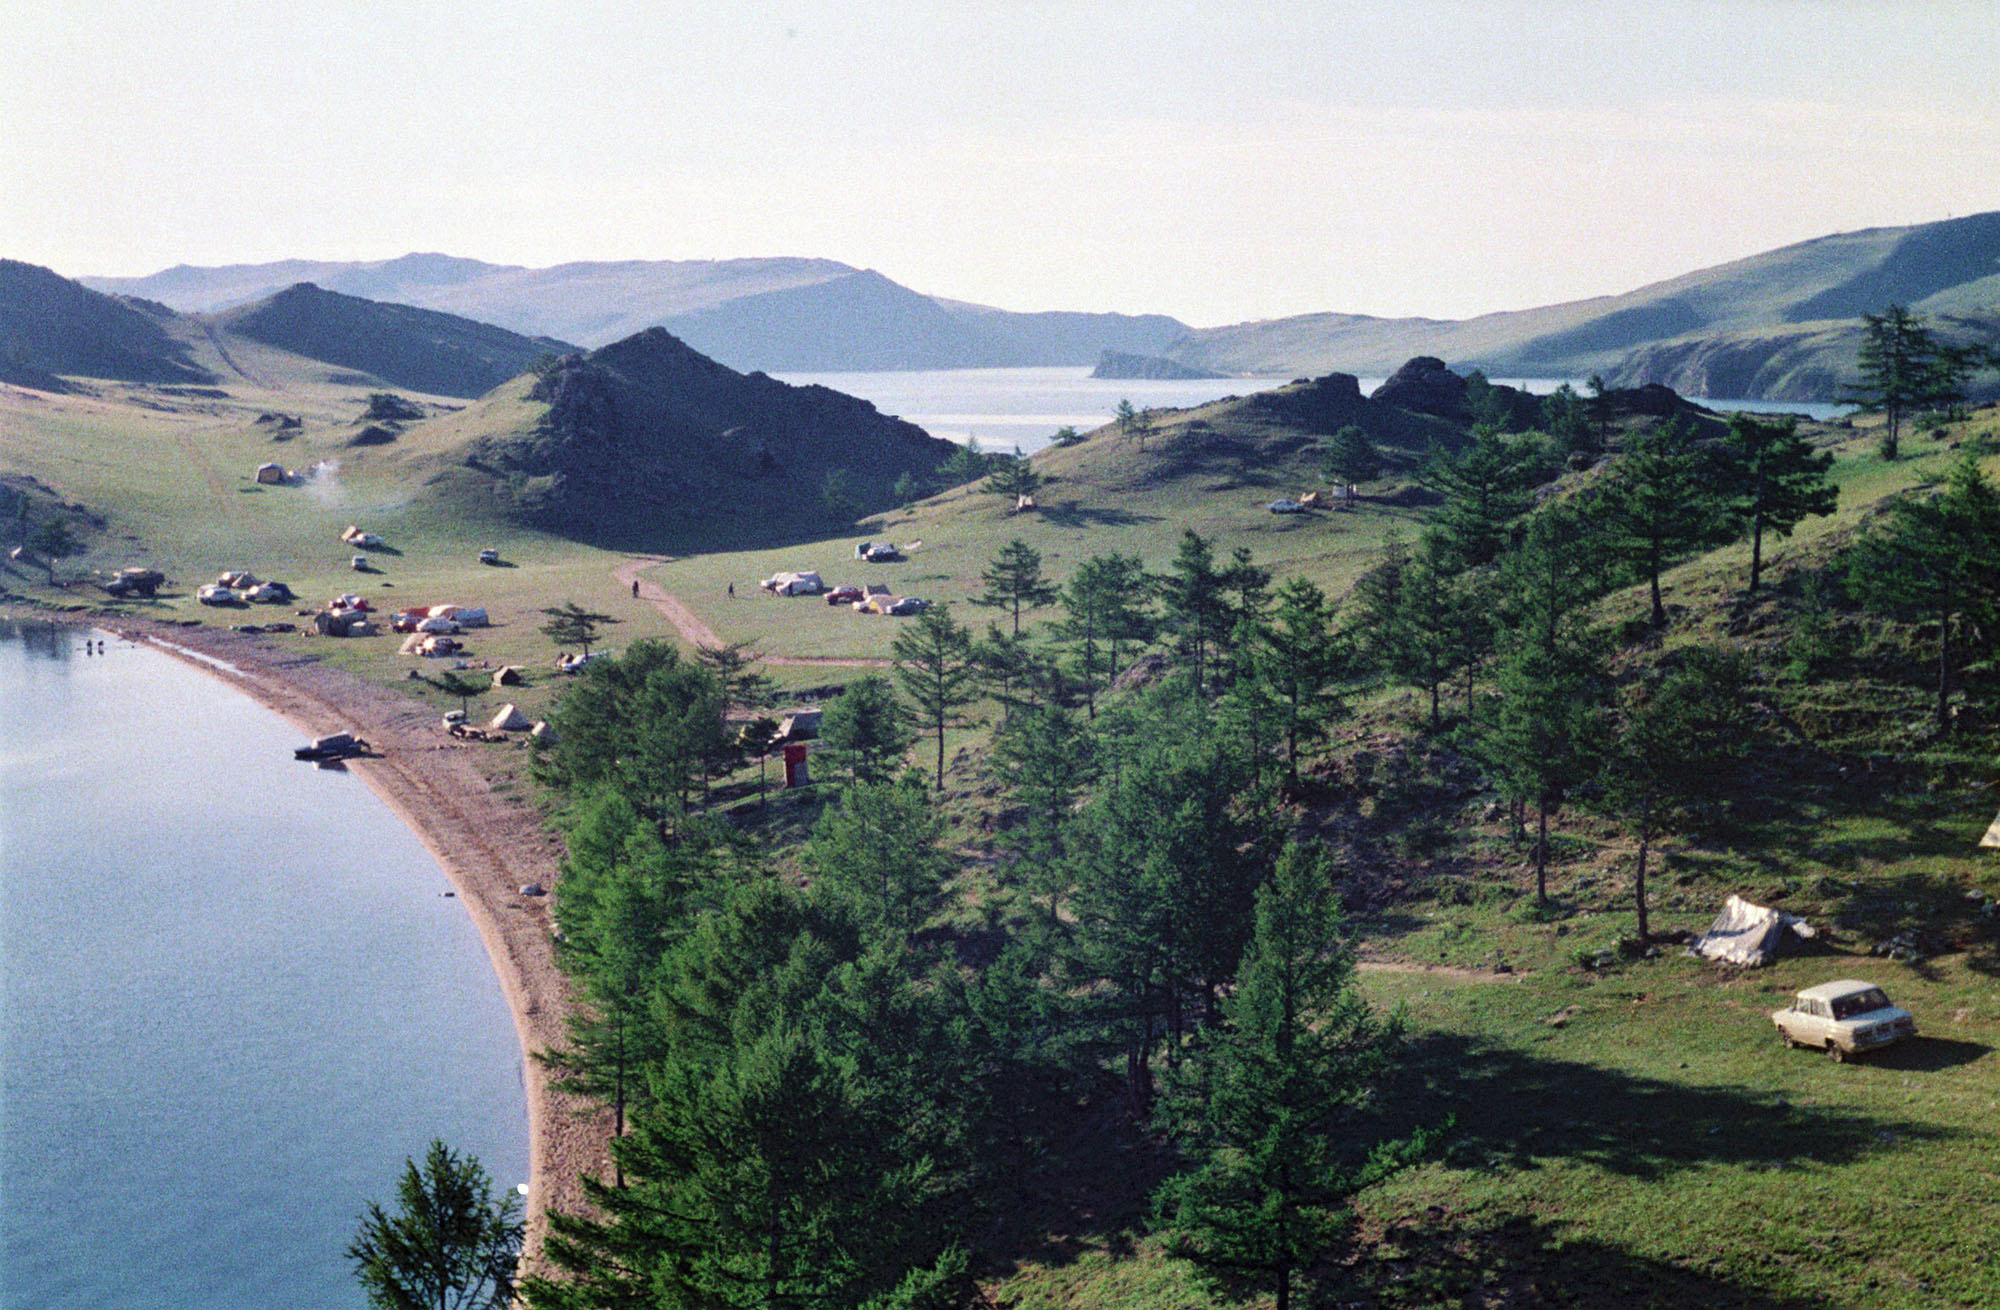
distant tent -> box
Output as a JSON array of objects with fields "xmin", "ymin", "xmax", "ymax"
[
  {"xmin": 399, "ymin": 633, "xmax": 426, "ymax": 655},
  {"xmin": 1980, "ymin": 808, "xmax": 2000, "ymax": 849},
  {"xmin": 529, "ymin": 720, "xmax": 556, "ymax": 744},
  {"xmin": 1690, "ymin": 895, "xmax": 1818, "ymax": 967},
  {"xmin": 255, "ymin": 463, "xmax": 285, "ymax": 485},
  {"xmin": 493, "ymin": 665, "xmax": 524, "ymax": 687},
  {"xmin": 488, "ymin": 702, "xmax": 532, "ymax": 731}
]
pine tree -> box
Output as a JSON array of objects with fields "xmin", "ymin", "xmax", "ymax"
[
  {"xmin": 803, "ymin": 776, "xmax": 954, "ymax": 941},
  {"xmin": 1720, "ymin": 413, "xmax": 1838, "ymax": 593},
  {"xmin": 350, "ymin": 1141, "xmax": 523, "ymax": 1310},
  {"xmin": 1152, "ymin": 843, "xmax": 1434, "ymax": 1310},
  {"xmin": 1593, "ymin": 648, "xmax": 1756, "ymax": 941},
  {"xmin": 1164, "ymin": 530, "xmax": 1232, "ymax": 692},
  {"xmin": 1420, "ymin": 428, "xmax": 1541, "ymax": 569},
  {"xmin": 1843, "ymin": 304, "xmax": 1938, "ymax": 460},
  {"xmin": 1055, "ymin": 553, "xmax": 1153, "ymax": 717},
  {"xmin": 1321, "ymin": 424, "xmax": 1383, "ymax": 485},
  {"xmin": 1598, "ymin": 418, "xmax": 1725, "ymax": 628},
  {"xmin": 1241, "ymin": 578, "xmax": 1347, "ymax": 780},
  {"xmin": 892, "ymin": 603, "xmax": 978, "ymax": 789},
  {"xmin": 817, "ymin": 674, "xmax": 913, "ymax": 784},
  {"xmin": 990, "ymin": 703, "xmax": 1095, "ymax": 922},
  {"xmin": 972, "ymin": 538, "xmax": 1059, "ymax": 636},
  {"xmin": 1846, "ymin": 453, "xmax": 2000, "ymax": 734},
  {"xmin": 539, "ymin": 601, "xmax": 619, "ymax": 657}
]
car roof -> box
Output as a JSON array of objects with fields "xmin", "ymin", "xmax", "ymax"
[{"xmin": 1796, "ymin": 979, "xmax": 1885, "ymax": 1002}]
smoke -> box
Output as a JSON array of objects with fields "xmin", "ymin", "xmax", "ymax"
[{"xmin": 305, "ymin": 461, "xmax": 344, "ymax": 507}]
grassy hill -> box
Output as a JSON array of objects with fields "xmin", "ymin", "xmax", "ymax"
[
  {"xmin": 1164, "ymin": 213, "xmax": 2000, "ymax": 400},
  {"xmin": 381, "ymin": 327, "xmax": 960, "ymax": 552},
  {"xmin": 1, "ymin": 259, "xmax": 215, "ymax": 387},
  {"xmin": 210, "ymin": 282, "xmax": 574, "ymax": 399}
]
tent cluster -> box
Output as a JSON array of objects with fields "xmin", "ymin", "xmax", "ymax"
[
  {"xmin": 340, "ymin": 525, "xmax": 385, "ymax": 548},
  {"xmin": 760, "ymin": 570, "xmax": 825, "ymax": 595}
]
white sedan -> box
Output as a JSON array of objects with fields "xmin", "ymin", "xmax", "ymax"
[{"xmin": 1772, "ymin": 980, "xmax": 1916, "ymax": 1061}]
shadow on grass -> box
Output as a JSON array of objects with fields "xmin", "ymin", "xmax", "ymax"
[
  {"xmin": 1374, "ymin": 1033, "xmax": 1957, "ymax": 1183},
  {"xmin": 1863, "ymin": 1035, "xmax": 1989, "ymax": 1072},
  {"xmin": 1341, "ymin": 1213, "xmax": 1826, "ymax": 1309},
  {"xmin": 1034, "ymin": 502, "xmax": 1162, "ymax": 529}
]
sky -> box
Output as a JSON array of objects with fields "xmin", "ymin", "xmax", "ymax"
[{"xmin": 5, "ymin": 1, "xmax": 1998, "ymax": 327}]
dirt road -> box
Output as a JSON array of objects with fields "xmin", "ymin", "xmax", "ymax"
[{"xmin": 616, "ymin": 559, "xmax": 889, "ymax": 668}]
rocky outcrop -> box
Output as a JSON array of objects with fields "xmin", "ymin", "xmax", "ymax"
[{"xmin": 1370, "ymin": 356, "xmax": 1467, "ymax": 418}]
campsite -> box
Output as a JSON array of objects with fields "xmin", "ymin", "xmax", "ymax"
[{"xmin": 8, "ymin": 286, "xmax": 2000, "ymax": 1304}]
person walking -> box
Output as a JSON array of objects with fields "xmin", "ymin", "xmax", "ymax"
[
  {"xmin": 631, "ymin": 579, "xmax": 639, "ymax": 598},
  {"xmin": 728, "ymin": 582, "xmax": 735, "ymax": 599}
]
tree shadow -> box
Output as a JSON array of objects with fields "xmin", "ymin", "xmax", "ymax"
[
  {"xmin": 1336, "ymin": 1213, "xmax": 1828, "ymax": 1308},
  {"xmin": 1373, "ymin": 1032, "xmax": 1956, "ymax": 1184},
  {"xmin": 1035, "ymin": 502, "xmax": 1161, "ymax": 529}
]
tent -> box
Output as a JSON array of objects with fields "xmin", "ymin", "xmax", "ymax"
[
  {"xmin": 493, "ymin": 665, "xmax": 524, "ymax": 687},
  {"xmin": 529, "ymin": 720, "xmax": 557, "ymax": 743},
  {"xmin": 1979, "ymin": 808, "xmax": 2000, "ymax": 849},
  {"xmin": 1690, "ymin": 895, "xmax": 1818, "ymax": 967},
  {"xmin": 255, "ymin": 463, "xmax": 286, "ymax": 485},
  {"xmin": 488, "ymin": 703, "xmax": 533, "ymax": 731}
]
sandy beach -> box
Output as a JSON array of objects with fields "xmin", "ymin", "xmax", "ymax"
[{"xmin": 18, "ymin": 610, "xmax": 610, "ymax": 1270}]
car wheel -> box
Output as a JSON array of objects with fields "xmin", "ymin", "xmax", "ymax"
[{"xmin": 1827, "ymin": 1042, "xmax": 1847, "ymax": 1063}]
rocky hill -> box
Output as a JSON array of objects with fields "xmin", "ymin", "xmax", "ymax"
[
  {"xmin": 399, "ymin": 327, "xmax": 959, "ymax": 551},
  {"xmin": 83, "ymin": 255, "xmax": 1191, "ymax": 370},
  {"xmin": 210, "ymin": 282, "xmax": 575, "ymax": 398},
  {"xmin": 0, "ymin": 259, "xmax": 214, "ymax": 389}
]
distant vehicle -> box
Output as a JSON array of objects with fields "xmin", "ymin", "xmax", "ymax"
[
  {"xmin": 1772, "ymin": 980, "xmax": 1917, "ymax": 1061},
  {"xmin": 1267, "ymin": 499, "xmax": 1305, "ymax": 514},
  {"xmin": 195, "ymin": 583, "xmax": 239, "ymax": 605},
  {"xmin": 294, "ymin": 732, "xmax": 367, "ymax": 761},
  {"xmin": 863, "ymin": 543, "xmax": 903, "ymax": 563},
  {"xmin": 478, "ymin": 548, "xmax": 501, "ymax": 565},
  {"xmin": 826, "ymin": 585, "xmax": 863, "ymax": 605},
  {"xmin": 885, "ymin": 596, "xmax": 927, "ymax": 616},
  {"xmin": 350, "ymin": 555, "xmax": 370, "ymax": 571}
]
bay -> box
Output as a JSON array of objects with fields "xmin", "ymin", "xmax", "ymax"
[{"xmin": 0, "ymin": 621, "xmax": 528, "ymax": 1309}]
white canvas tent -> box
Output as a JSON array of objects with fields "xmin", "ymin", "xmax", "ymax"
[
  {"xmin": 1690, "ymin": 895, "xmax": 1818, "ymax": 967},
  {"xmin": 488, "ymin": 702, "xmax": 533, "ymax": 731}
]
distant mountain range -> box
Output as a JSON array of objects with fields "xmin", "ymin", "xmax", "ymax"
[
  {"xmin": 35, "ymin": 211, "xmax": 2000, "ymax": 398},
  {"xmin": 80, "ymin": 253, "xmax": 1190, "ymax": 372}
]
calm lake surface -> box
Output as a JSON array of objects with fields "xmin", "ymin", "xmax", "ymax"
[
  {"xmin": 0, "ymin": 622, "xmax": 528, "ymax": 1309},
  {"xmin": 776, "ymin": 366, "xmax": 1851, "ymax": 453}
]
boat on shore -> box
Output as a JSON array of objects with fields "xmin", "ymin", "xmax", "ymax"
[{"xmin": 293, "ymin": 732, "xmax": 369, "ymax": 761}]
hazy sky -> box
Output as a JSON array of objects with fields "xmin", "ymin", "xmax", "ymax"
[{"xmin": 5, "ymin": 1, "xmax": 1997, "ymax": 326}]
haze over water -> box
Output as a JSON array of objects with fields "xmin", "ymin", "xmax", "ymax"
[{"xmin": 0, "ymin": 622, "xmax": 527, "ymax": 1309}]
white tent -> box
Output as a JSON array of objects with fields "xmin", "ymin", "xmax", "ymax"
[
  {"xmin": 1690, "ymin": 895, "xmax": 1818, "ymax": 967},
  {"xmin": 488, "ymin": 702, "xmax": 533, "ymax": 731}
]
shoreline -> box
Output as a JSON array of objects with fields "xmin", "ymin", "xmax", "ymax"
[{"xmin": 12, "ymin": 608, "xmax": 609, "ymax": 1271}]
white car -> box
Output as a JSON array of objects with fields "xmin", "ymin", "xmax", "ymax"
[{"xmin": 1772, "ymin": 979, "xmax": 1917, "ymax": 1061}]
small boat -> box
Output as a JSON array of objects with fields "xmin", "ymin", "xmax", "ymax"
[{"xmin": 294, "ymin": 732, "xmax": 368, "ymax": 761}]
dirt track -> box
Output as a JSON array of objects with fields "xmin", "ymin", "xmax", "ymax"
[{"xmin": 616, "ymin": 558, "xmax": 890, "ymax": 668}]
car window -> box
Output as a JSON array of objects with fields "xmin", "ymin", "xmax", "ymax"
[{"xmin": 1831, "ymin": 989, "xmax": 1890, "ymax": 1020}]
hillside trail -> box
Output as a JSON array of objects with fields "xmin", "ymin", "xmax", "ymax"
[
  {"xmin": 202, "ymin": 323, "xmax": 267, "ymax": 388},
  {"xmin": 1356, "ymin": 958, "xmax": 1526, "ymax": 983},
  {"xmin": 616, "ymin": 558, "xmax": 889, "ymax": 669}
]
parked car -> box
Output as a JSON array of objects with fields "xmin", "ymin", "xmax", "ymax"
[
  {"xmin": 195, "ymin": 583, "xmax": 240, "ymax": 605},
  {"xmin": 826, "ymin": 585, "xmax": 863, "ymax": 605},
  {"xmin": 885, "ymin": 596, "xmax": 929, "ymax": 616},
  {"xmin": 1267, "ymin": 498, "xmax": 1305, "ymax": 514},
  {"xmin": 478, "ymin": 548, "xmax": 501, "ymax": 565},
  {"xmin": 863, "ymin": 543, "xmax": 904, "ymax": 563},
  {"xmin": 1772, "ymin": 980, "xmax": 1917, "ymax": 1061}
]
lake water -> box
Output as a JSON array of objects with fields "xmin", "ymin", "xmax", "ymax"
[
  {"xmin": 0, "ymin": 621, "xmax": 528, "ymax": 1309},
  {"xmin": 776, "ymin": 366, "xmax": 1851, "ymax": 454}
]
